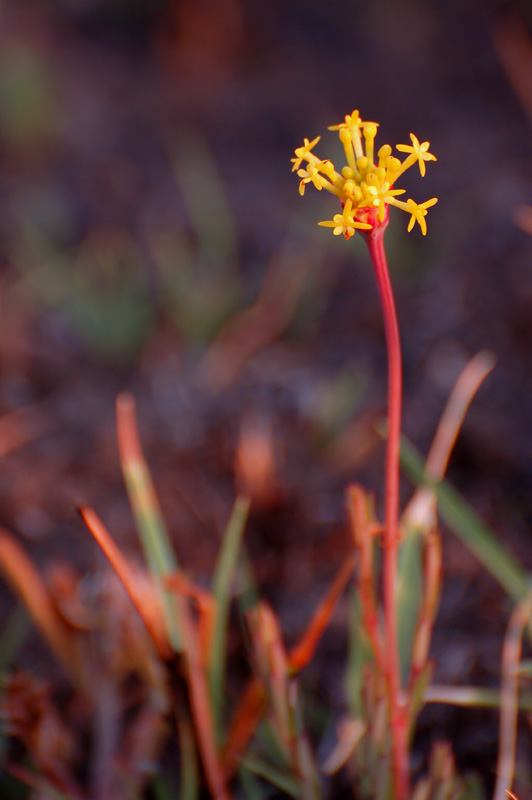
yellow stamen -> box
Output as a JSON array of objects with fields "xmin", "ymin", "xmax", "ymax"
[
  {"xmin": 339, "ymin": 128, "xmax": 358, "ymax": 173},
  {"xmin": 363, "ymin": 123, "xmax": 377, "ymax": 165}
]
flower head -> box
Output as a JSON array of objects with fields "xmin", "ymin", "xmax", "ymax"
[{"xmin": 292, "ymin": 111, "xmax": 437, "ymax": 237}]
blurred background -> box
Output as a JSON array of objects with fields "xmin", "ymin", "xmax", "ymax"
[{"xmin": 1, "ymin": 0, "xmax": 532, "ymax": 787}]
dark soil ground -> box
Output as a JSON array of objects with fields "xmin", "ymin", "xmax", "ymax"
[{"xmin": 1, "ymin": 0, "xmax": 532, "ymax": 796}]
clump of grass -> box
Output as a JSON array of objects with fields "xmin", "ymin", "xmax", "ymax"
[{"xmin": 0, "ymin": 109, "xmax": 531, "ymax": 800}]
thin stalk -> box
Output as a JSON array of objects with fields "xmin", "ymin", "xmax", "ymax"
[{"xmin": 363, "ymin": 224, "xmax": 408, "ymax": 800}]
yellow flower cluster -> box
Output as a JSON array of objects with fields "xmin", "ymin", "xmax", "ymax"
[{"xmin": 291, "ymin": 110, "xmax": 437, "ymax": 239}]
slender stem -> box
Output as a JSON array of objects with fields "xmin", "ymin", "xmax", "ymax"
[{"xmin": 363, "ymin": 225, "xmax": 408, "ymax": 800}]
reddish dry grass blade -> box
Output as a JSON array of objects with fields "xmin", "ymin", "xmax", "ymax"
[
  {"xmin": 79, "ymin": 506, "xmax": 171, "ymax": 660},
  {"xmin": 167, "ymin": 574, "xmax": 229, "ymax": 800},
  {"xmin": 221, "ymin": 677, "xmax": 265, "ymax": 780},
  {"xmin": 288, "ymin": 553, "xmax": 355, "ymax": 672},
  {"xmin": 0, "ymin": 531, "xmax": 83, "ymax": 685},
  {"xmin": 346, "ymin": 485, "xmax": 385, "ymax": 673},
  {"xmin": 116, "ymin": 392, "xmax": 146, "ymax": 470},
  {"xmin": 166, "ymin": 571, "xmax": 217, "ymax": 670}
]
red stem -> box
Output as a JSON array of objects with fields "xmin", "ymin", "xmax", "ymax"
[{"xmin": 363, "ymin": 224, "xmax": 409, "ymax": 800}]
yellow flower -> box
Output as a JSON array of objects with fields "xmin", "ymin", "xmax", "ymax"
[
  {"xmin": 297, "ymin": 162, "xmax": 327, "ymax": 195},
  {"xmin": 292, "ymin": 113, "xmax": 437, "ymax": 237},
  {"xmin": 328, "ymin": 109, "xmax": 378, "ymax": 132},
  {"xmin": 318, "ymin": 198, "xmax": 372, "ymax": 240},
  {"xmin": 395, "ymin": 133, "xmax": 437, "ymax": 177},
  {"xmin": 358, "ymin": 181, "xmax": 406, "ymax": 223},
  {"xmin": 291, "ymin": 136, "xmax": 321, "ymax": 172},
  {"xmin": 405, "ymin": 198, "xmax": 438, "ymax": 235}
]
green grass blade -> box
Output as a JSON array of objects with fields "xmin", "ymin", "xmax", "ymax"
[
  {"xmin": 239, "ymin": 755, "xmax": 301, "ymax": 799},
  {"xmin": 238, "ymin": 764, "xmax": 273, "ymax": 800},
  {"xmin": 121, "ymin": 451, "xmax": 177, "ymax": 577},
  {"xmin": 117, "ymin": 394, "xmax": 181, "ymax": 651},
  {"xmin": 425, "ymin": 685, "xmax": 532, "ymax": 711},
  {"xmin": 396, "ymin": 526, "xmax": 423, "ymax": 687},
  {"xmin": 345, "ymin": 590, "xmax": 374, "ymax": 719},
  {"xmin": 209, "ymin": 495, "xmax": 250, "ymax": 739},
  {"xmin": 176, "ymin": 715, "xmax": 199, "ymax": 800},
  {"xmin": 400, "ymin": 436, "xmax": 531, "ymax": 602}
]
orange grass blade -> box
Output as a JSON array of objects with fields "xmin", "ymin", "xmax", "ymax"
[
  {"xmin": 167, "ymin": 575, "xmax": 229, "ymax": 800},
  {"xmin": 166, "ymin": 572, "xmax": 217, "ymax": 671},
  {"xmin": 221, "ymin": 677, "xmax": 265, "ymax": 780},
  {"xmin": 0, "ymin": 531, "xmax": 83, "ymax": 686},
  {"xmin": 79, "ymin": 506, "xmax": 171, "ymax": 659},
  {"xmin": 288, "ymin": 553, "xmax": 355, "ymax": 673}
]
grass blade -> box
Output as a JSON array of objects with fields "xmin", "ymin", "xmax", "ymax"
[
  {"xmin": 0, "ymin": 532, "xmax": 83, "ymax": 686},
  {"xmin": 116, "ymin": 393, "xmax": 182, "ymax": 651},
  {"xmin": 167, "ymin": 575, "xmax": 228, "ymax": 800},
  {"xmin": 80, "ymin": 505, "xmax": 171, "ymax": 659},
  {"xmin": 176, "ymin": 715, "xmax": 200, "ymax": 800},
  {"xmin": 288, "ymin": 554, "xmax": 355, "ymax": 673},
  {"xmin": 222, "ymin": 678, "xmax": 265, "ymax": 781},
  {"xmin": 399, "ymin": 436, "xmax": 530, "ymax": 601},
  {"xmin": 424, "ymin": 685, "xmax": 532, "ymax": 711},
  {"xmin": 239, "ymin": 755, "xmax": 300, "ymax": 799},
  {"xmin": 396, "ymin": 526, "xmax": 423, "ymax": 687},
  {"xmin": 209, "ymin": 495, "xmax": 250, "ymax": 740}
]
